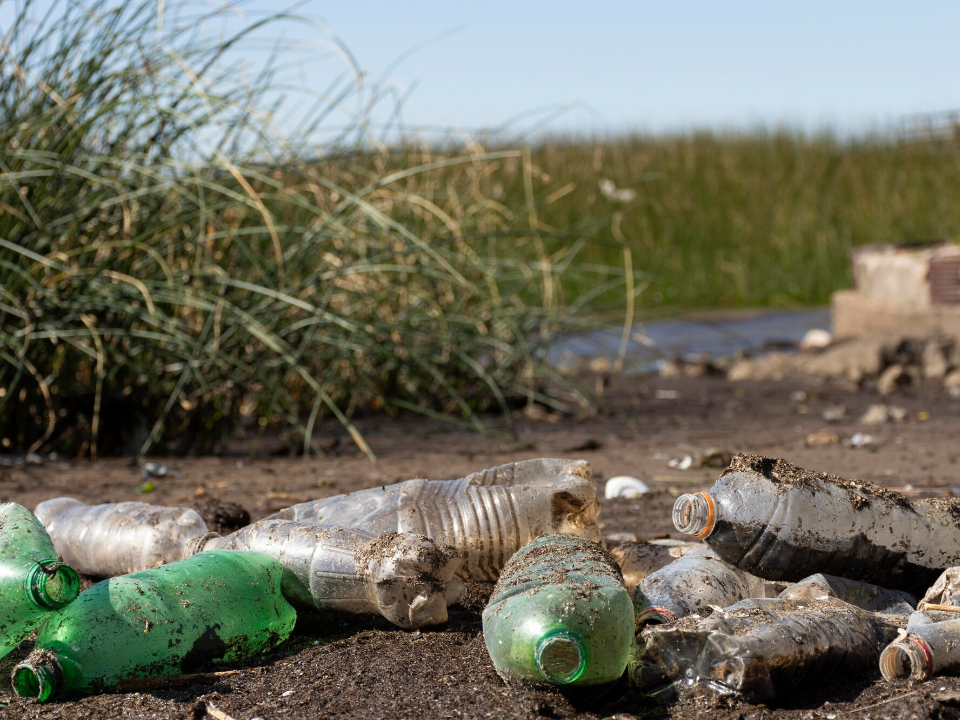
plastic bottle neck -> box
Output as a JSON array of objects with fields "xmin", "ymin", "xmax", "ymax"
[
  {"xmin": 672, "ymin": 493, "xmax": 716, "ymax": 538},
  {"xmin": 535, "ymin": 631, "xmax": 587, "ymax": 684},
  {"xmin": 25, "ymin": 559, "xmax": 80, "ymax": 610},
  {"xmin": 12, "ymin": 653, "xmax": 65, "ymax": 702}
]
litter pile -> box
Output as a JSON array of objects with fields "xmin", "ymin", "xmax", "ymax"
[{"xmin": 6, "ymin": 453, "xmax": 960, "ymax": 708}]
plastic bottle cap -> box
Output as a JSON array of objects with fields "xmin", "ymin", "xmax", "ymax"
[
  {"xmin": 535, "ymin": 632, "xmax": 587, "ymax": 684},
  {"xmin": 12, "ymin": 655, "xmax": 63, "ymax": 702},
  {"xmin": 25, "ymin": 560, "xmax": 80, "ymax": 610}
]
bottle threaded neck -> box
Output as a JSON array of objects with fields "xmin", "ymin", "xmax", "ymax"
[
  {"xmin": 879, "ymin": 637, "xmax": 932, "ymax": 682},
  {"xmin": 672, "ymin": 493, "xmax": 715, "ymax": 537},
  {"xmin": 12, "ymin": 654, "xmax": 64, "ymax": 702},
  {"xmin": 25, "ymin": 559, "xmax": 80, "ymax": 609},
  {"xmin": 535, "ymin": 631, "xmax": 587, "ymax": 685}
]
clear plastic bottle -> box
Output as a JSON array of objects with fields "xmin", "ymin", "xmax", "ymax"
[
  {"xmin": 482, "ymin": 534, "xmax": 634, "ymax": 687},
  {"xmin": 266, "ymin": 458, "xmax": 599, "ymax": 581},
  {"xmin": 609, "ymin": 539, "xmax": 701, "ymax": 591},
  {"xmin": 633, "ymin": 547, "xmax": 785, "ymax": 627},
  {"xmin": 672, "ymin": 453, "xmax": 960, "ymax": 595},
  {"xmin": 11, "ymin": 550, "xmax": 296, "ymax": 702},
  {"xmin": 880, "ymin": 611, "xmax": 960, "ymax": 682},
  {"xmin": 632, "ymin": 574, "xmax": 910, "ymax": 702},
  {"xmin": 0, "ymin": 503, "xmax": 80, "ymax": 659},
  {"xmin": 189, "ymin": 520, "xmax": 464, "ymax": 629},
  {"xmin": 34, "ymin": 498, "xmax": 208, "ymax": 577}
]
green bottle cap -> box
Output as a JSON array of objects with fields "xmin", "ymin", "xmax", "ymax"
[
  {"xmin": 535, "ymin": 631, "xmax": 587, "ymax": 684},
  {"xmin": 12, "ymin": 653, "xmax": 64, "ymax": 702},
  {"xmin": 26, "ymin": 559, "xmax": 81, "ymax": 609}
]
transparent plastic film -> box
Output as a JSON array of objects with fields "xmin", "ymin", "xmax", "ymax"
[{"xmin": 35, "ymin": 498, "xmax": 208, "ymax": 577}]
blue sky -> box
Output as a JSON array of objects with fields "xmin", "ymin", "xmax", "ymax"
[{"xmin": 3, "ymin": 1, "xmax": 959, "ymax": 136}]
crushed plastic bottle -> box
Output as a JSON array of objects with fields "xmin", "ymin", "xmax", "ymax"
[
  {"xmin": 0, "ymin": 503, "xmax": 80, "ymax": 659},
  {"xmin": 880, "ymin": 567, "xmax": 960, "ymax": 682},
  {"xmin": 188, "ymin": 520, "xmax": 463, "ymax": 629},
  {"xmin": 632, "ymin": 573, "xmax": 912, "ymax": 702},
  {"xmin": 609, "ymin": 539, "xmax": 701, "ymax": 591},
  {"xmin": 34, "ymin": 498, "xmax": 208, "ymax": 577},
  {"xmin": 672, "ymin": 453, "xmax": 960, "ymax": 595},
  {"xmin": 11, "ymin": 550, "xmax": 295, "ymax": 702},
  {"xmin": 880, "ymin": 611, "xmax": 960, "ymax": 682},
  {"xmin": 633, "ymin": 546, "xmax": 786, "ymax": 627},
  {"xmin": 266, "ymin": 458, "xmax": 599, "ymax": 581},
  {"xmin": 482, "ymin": 534, "xmax": 634, "ymax": 687}
]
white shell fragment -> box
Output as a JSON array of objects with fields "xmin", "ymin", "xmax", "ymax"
[{"xmin": 605, "ymin": 476, "xmax": 651, "ymax": 499}]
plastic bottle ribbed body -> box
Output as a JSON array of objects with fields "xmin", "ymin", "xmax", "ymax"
[
  {"xmin": 633, "ymin": 593, "xmax": 903, "ymax": 702},
  {"xmin": 482, "ymin": 534, "xmax": 634, "ymax": 687},
  {"xmin": 633, "ymin": 547, "xmax": 776, "ymax": 627},
  {"xmin": 12, "ymin": 550, "xmax": 295, "ymax": 701},
  {"xmin": 880, "ymin": 611, "xmax": 960, "ymax": 682},
  {"xmin": 673, "ymin": 454, "xmax": 960, "ymax": 596},
  {"xmin": 199, "ymin": 520, "xmax": 463, "ymax": 629},
  {"xmin": 263, "ymin": 458, "xmax": 599, "ymax": 581},
  {"xmin": 0, "ymin": 503, "xmax": 80, "ymax": 660},
  {"xmin": 35, "ymin": 498, "xmax": 208, "ymax": 577}
]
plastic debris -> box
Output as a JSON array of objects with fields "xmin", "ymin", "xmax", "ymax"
[
  {"xmin": 0, "ymin": 504, "xmax": 80, "ymax": 660},
  {"xmin": 35, "ymin": 498, "xmax": 209, "ymax": 576},
  {"xmin": 604, "ymin": 476, "xmax": 651, "ymax": 499},
  {"xmin": 140, "ymin": 462, "xmax": 182, "ymax": 480},
  {"xmin": 632, "ymin": 574, "xmax": 912, "ymax": 703},
  {"xmin": 860, "ymin": 403, "xmax": 907, "ymax": 425},
  {"xmin": 919, "ymin": 567, "xmax": 960, "ymax": 610},
  {"xmin": 633, "ymin": 546, "xmax": 787, "ymax": 627},
  {"xmin": 482, "ymin": 535, "xmax": 634, "ymax": 687},
  {"xmin": 844, "ymin": 432, "xmax": 881, "ymax": 448},
  {"xmin": 880, "ymin": 611, "xmax": 960, "ymax": 682},
  {"xmin": 11, "ymin": 550, "xmax": 295, "ymax": 702},
  {"xmin": 799, "ymin": 328, "xmax": 833, "ymax": 351},
  {"xmin": 609, "ymin": 539, "xmax": 700, "ymax": 590},
  {"xmin": 266, "ymin": 458, "xmax": 600, "ymax": 581},
  {"xmin": 672, "ymin": 453, "xmax": 960, "ymax": 596},
  {"xmin": 190, "ymin": 521, "xmax": 463, "ymax": 629}
]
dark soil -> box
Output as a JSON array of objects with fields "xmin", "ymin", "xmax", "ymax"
[{"xmin": 2, "ymin": 373, "xmax": 960, "ymax": 719}]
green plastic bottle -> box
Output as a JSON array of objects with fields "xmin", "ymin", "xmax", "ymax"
[
  {"xmin": 12, "ymin": 550, "xmax": 296, "ymax": 701},
  {"xmin": 482, "ymin": 534, "xmax": 634, "ymax": 687},
  {"xmin": 0, "ymin": 503, "xmax": 80, "ymax": 659}
]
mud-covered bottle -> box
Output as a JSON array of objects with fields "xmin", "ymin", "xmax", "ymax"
[
  {"xmin": 482, "ymin": 534, "xmax": 634, "ymax": 687},
  {"xmin": 266, "ymin": 458, "xmax": 600, "ymax": 581},
  {"xmin": 633, "ymin": 547, "xmax": 785, "ymax": 627},
  {"xmin": 880, "ymin": 611, "xmax": 960, "ymax": 682},
  {"xmin": 0, "ymin": 503, "xmax": 80, "ymax": 659},
  {"xmin": 672, "ymin": 453, "xmax": 960, "ymax": 595},
  {"xmin": 34, "ymin": 498, "xmax": 208, "ymax": 576},
  {"xmin": 633, "ymin": 574, "xmax": 911, "ymax": 703},
  {"xmin": 189, "ymin": 520, "xmax": 464, "ymax": 629},
  {"xmin": 11, "ymin": 550, "xmax": 295, "ymax": 701}
]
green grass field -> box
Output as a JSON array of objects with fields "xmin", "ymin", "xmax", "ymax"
[
  {"xmin": 512, "ymin": 132, "xmax": 960, "ymax": 309},
  {"xmin": 4, "ymin": 1, "xmax": 960, "ymax": 456}
]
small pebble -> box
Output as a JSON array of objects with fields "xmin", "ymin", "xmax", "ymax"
[{"xmin": 281, "ymin": 690, "xmax": 294, "ymax": 697}]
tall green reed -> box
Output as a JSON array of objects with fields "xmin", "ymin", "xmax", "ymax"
[{"xmin": 0, "ymin": 1, "xmax": 631, "ymax": 458}]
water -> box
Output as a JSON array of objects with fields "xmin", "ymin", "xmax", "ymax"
[{"xmin": 550, "ymin": 308, "xmax": 831, "ymax": 371}]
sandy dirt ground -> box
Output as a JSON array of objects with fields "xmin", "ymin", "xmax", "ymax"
[{"xmin": 1, "ymin": 373, "xmax": 959, "ymax": 719}]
